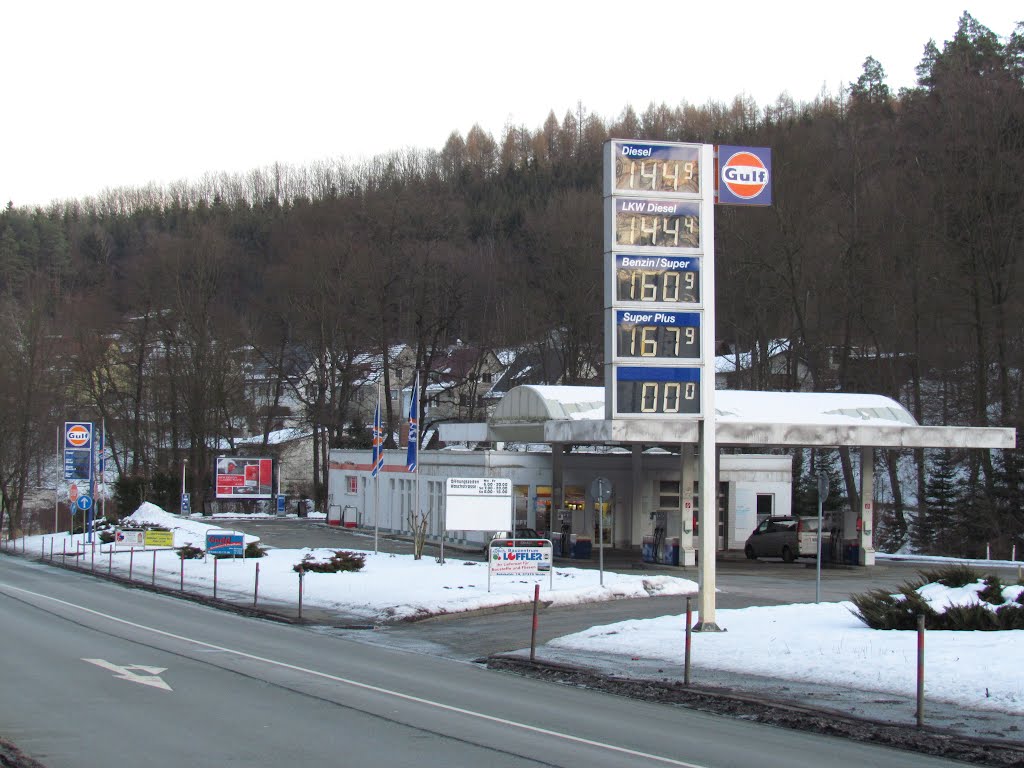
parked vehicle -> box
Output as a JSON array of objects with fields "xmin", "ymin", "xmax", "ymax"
[
  {"xmin": 744, "ymin": 516, "xmax": 820, "ymax": 562},
  {"xmin": 483, "ymin": 528, "xmax": 546, "ymax": 551}
]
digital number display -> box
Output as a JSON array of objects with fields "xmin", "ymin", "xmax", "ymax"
[
  {"xmin": 615, "ymin": 254, "xmax": 699, "ymax": 304},
  {"xmin": 611, "ymin": 142, "xmax": 701, "ymax": 195},
  {"xmin": 613, "ymin": 198, "xmax": 700, "ymax": 250},
  {"xmin": 615, "ymin": 366, "xmax": 701, "ymax": 416},
  {"xmin": 616, "ymin": 310, "xmax": 700, "ymax": 360}
]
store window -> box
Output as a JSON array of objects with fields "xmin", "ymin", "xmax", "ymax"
[{"xmin": 756, "ymin": 493, "xmax": 774, "ymax": 518}]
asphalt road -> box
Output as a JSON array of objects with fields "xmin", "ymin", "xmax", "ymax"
[{"xmin": 0, "ymin": 554, "xmax": 971, "ymax": 768}]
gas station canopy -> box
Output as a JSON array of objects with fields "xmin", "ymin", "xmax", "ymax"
[{"xmin": 441, "ymin": 385, "xmax": 1016, "ymax": 451}]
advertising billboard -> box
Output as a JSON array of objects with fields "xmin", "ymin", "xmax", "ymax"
[{"xmin": 215, "ymin": 457, "xmax": 273, "ymax": 499}]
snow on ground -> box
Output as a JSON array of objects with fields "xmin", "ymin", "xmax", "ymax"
[
  {"xmin": 7, "ymin": 502, "xmax": 1023, "ymax": 715},
  {"xmin": 15, "ymin": 503, "xmax": 696, "ymax": 622}
]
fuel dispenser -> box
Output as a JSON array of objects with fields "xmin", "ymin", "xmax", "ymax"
[
  {"xmin": 653, "ymin": 510, "xmax": 667, "ymax": 563},
  {"xmin": 555, "ymin": 508, "xmax": 573, "ymax": 557}
]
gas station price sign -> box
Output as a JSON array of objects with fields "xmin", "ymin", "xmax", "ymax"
[
  {"xmin": 614, "ymin": 366, "xmax": 701, "ymax": 416},
  {"xmin": 614, "ymin": 310, "xmax": 701, "ymax": 360},
  {"xmin": 613, "ymin": 254, "xmax": 699, "ymax": 305},
  {"xmin": 606, "ymin": 197, "xmax": 700, "ymax": 251},
  {"xmin": 606, "ymin": 141, "xmax": 702, "ymax": 196}
]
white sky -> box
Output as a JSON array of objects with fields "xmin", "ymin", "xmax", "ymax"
[
  {"xmin": 2, "ymin": 1, "xmax": 1021, "ymax": 207},
  {"xmin": 15, "ymin": 502, "xmax": 1024, "ymax": 718}
]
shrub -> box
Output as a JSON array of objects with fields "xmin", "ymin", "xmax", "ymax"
[
  {"xmin": 978, "ymin": 576, "xmax": 1006, "ymax": 606},
  {"xmin": 245, "ymin": 541, "xmax": 267, "ymax": 558},
  {"xmin": 917, "ymin": 563, "xmax": 978, "ymax": 588},
  {"xmin": 939, "ymin": 604, "xmax": 999, "ymax": 631},
  {"xmin": 851, "ymin": 566, "xmax": 1022, "ymax": 631},
  {"xmin": 293, "ymin": 550, "xmax": 365, "ymax": 574},
  {"xmin": 995, "ymin": 604, "xmax": 1024, "ymax": 629},
  {"xmin": 850, "ymin": 586, "xmax": 937, "ymax": 630},
  {"xmin": 176, "ymin": 543, "xmax": 205, "ymax": 560}
]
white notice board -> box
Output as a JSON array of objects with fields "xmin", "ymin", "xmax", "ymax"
[{"xmin": 445, "ymin": 477, "xmax": 512, "ymax": 531}]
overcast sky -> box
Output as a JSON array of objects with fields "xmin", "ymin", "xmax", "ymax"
[{"xmin": 2, "ymin": 1, "xmax": 1021, "ymax": 208}]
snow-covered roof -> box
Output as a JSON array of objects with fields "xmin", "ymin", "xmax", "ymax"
[
  {"xmin": 492, "ymin": 386, "xmax": 916, "ymax": 427},
  {"xmin": 472, "ymin": 385, "xmax": 1016, "ymax": 450}
]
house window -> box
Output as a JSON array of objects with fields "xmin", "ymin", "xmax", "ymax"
[
  {"xmin": 756, "ymin": 493, "xmax": 774, "ymax": 518},
  {"xmin": 658, "ymin": 480, "xmax": 680, "ymax": 508},
  {"xmin": 481, "ymin": 372, "xmax": 493, "ymax": 384},
  {"xmin": 459, "ymin": 393, "xmax": 470, "ymax": 407},
  {"xmin": 346, "ymin": 476, "xmax": 358, "ymax": 494}
]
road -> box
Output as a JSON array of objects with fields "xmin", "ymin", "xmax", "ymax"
[{"xmin": 0, "ymin": 553, "xmax": 969, "ymax": 768}]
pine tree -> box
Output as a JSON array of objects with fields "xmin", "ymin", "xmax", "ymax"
[{"xmin": 922, "ymin": 448, "xmax": 963, "ymax": 555}]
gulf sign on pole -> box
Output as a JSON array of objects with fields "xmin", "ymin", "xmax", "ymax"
[
  {"xmin": 64, "ymin": 422, "xmax": 94, "ymax": 482},
  {"xmin": 716, "ymin": 145, "xmax": 772, "ymax": 206}
]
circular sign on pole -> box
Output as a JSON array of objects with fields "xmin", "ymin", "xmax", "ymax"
[
  {"xmin": 817, "ymin": 472, "xmax": 830, "ymax": 499},
  {"xmin": 589, "ymin": 477, "xmax": 613, "ymax": 502},
  {"xmin": 76, "ymin": 494, "xmax": 93, "ymax": 512},
  {"xmin": 69, "ymin": 484, "xmax": 79, "ymax": 504}
]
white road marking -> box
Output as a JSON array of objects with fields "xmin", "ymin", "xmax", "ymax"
[
  {"xmin": 82, "ymin": 658, "xmax": 173, "ymax": 691},
  {"xmin": 2, "ymin": 582, "xmax": 705, "ymax": 767}
]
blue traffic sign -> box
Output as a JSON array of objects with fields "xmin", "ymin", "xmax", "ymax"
[
  {"xmin": 181, "ymin": 493, "xmax": 191, "ymax": 514},
  {"xmin": 76, "ymin": 494, "xmax": 93, "ymax": 512}
]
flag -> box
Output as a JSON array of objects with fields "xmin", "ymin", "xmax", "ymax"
[
  {"xmin": 406, "ymin": 373, "xmax": 419, "ymax": 472},
  {"xmin": 371, "ymin": 398, "xmax": 384, "ymax": 477}
]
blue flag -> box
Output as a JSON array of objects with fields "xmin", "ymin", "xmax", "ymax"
[
  {"xmin": 371, "ymin": 399, "xmax": 384, "ymax": 477},
  {"xmin": 406, "ymin": 374, "xmax": 419, "ymax": 472}
]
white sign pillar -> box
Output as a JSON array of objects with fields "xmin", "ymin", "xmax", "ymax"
[{"xmin": 694, "ymin": 143, "xmax": 720, "ymax": 630}]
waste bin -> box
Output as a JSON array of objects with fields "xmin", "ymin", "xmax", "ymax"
[
  {"xmin": 844, "ymin": 542, "xmax": 859, "ymax": 565},
  {"xmin": 572, "ymin": 537, "xmax": 592, "ymax": 559}
]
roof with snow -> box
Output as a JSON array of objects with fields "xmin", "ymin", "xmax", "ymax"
[{"xmin": 440, "ymin": 385, "xmax": 1015, "ymax": 450}]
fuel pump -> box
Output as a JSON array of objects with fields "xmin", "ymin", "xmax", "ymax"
[
  {"xmin": 652, "ymin": 510, "xmax": 667, "ymax": 563},
  {"xmin": 557, "ymin": 509, "xmax": 572, "ymax": 557}
]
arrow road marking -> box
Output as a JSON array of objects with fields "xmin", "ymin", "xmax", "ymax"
[{"xmin": 82, "ymin": 659, "xmax": 172, "ymax": 691}]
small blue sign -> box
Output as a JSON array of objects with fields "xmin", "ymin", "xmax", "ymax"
[
  {"xmin": 206, "ymin": 532, "xmax": 244, "ymax": 556},
  {"xmin": 276, "ymin": 495, "xmax": 285, "ymax": 514},
  {"xmin": 76, "ymin": 494, "xmax": 93, "ymax": 512}
]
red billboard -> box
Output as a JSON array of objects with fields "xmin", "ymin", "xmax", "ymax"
[{"xmin": 215, "ymin": 457, "xmax": 273, "ymax": 499}]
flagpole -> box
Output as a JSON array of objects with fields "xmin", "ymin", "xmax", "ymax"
[{"xmin": 374, "ymin": 380, "xmax": 381, "ymax": 554}]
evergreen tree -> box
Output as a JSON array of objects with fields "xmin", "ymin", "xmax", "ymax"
[{"xmin": 920, "ymin": 448, "xmax": 962, "ymax": 554}]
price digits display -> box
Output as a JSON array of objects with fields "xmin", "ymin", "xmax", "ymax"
[
  {"xmin": 613, "ymin": 142, "xmax": 700, "ymax": 195},
  {"xmin": 616, "ymin": 310, "xmax": 700, "ymax": 360},
  {"xmin": 615, "ymin": 367, "xmax": 701, "ymax": 415},
  {"xmin": 616, "ymin": 255, "xmax": 699, "ymax": 304},
  {"xmin": 614, "ymin": 198, "xmax": 699, "ymax": 249}
]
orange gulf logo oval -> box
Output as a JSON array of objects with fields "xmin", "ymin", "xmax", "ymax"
[
  {"xmin": 67, "ymin": 424, "xmax": 90, "ymax": 447},
  {"xmin": 720, "ymin": 151, "xmax": 769, "ymax": 199}
]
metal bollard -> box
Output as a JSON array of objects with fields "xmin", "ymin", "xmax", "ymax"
[
  {"xmin": 685, "ymin": 595, "xmax": 693, "ymax": 686},
  {"xmin": 916, "ymin": 614, "xmax": 926, "ymax": 728},
  {"xmin": 530, "ymin": 584, "xmax": 540, "ymax": 662},
  {"xmin": 254, "ymin": 562, "xmax": 260, "ymax": 607}
]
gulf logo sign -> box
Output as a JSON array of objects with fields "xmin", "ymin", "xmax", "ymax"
[
  {"xmin": 717, "ymin": 146, "xmax": 772, "ymax": 206},
  {"xmin": 65, "ymin": 422, "xmax": 93, "ymax": 449}
]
